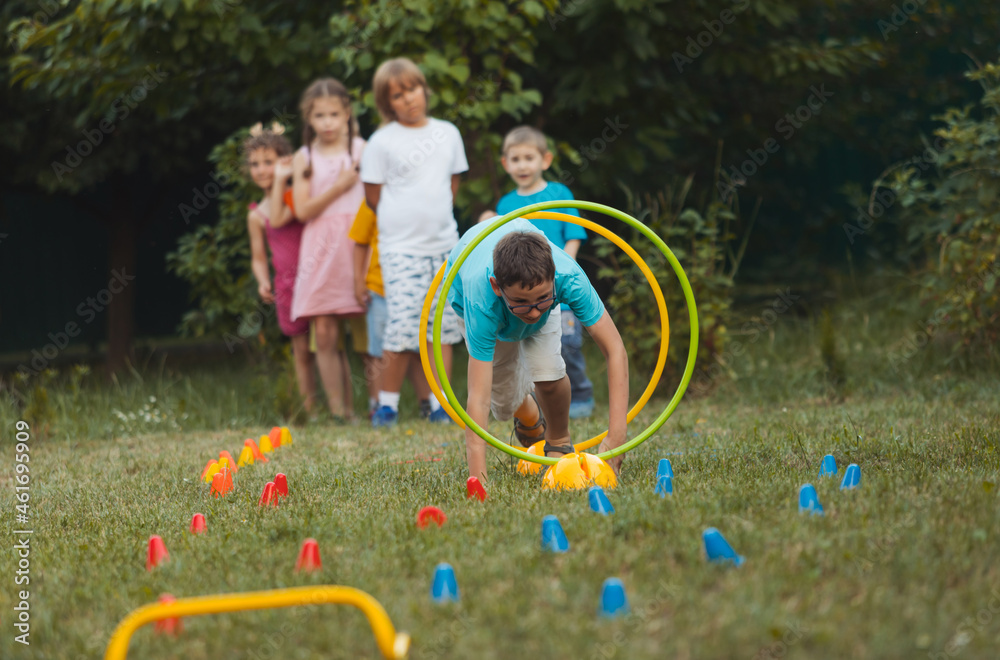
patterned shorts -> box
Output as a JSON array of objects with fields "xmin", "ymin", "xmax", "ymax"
[{"xmin": 381, "ymin": 251, "xmax": 462, "ymax": 353}]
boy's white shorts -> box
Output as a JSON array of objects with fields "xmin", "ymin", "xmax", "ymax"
[{"xmin": 460, "ymin": 311, "xmax": 566, "ymax": 421}]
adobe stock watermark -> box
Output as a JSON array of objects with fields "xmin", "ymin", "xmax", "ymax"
[
  {"xmin": 419, "ymin": 611, "xmax": 477, "ymax": 659},
  {"xmin": 717, "ymin": 84, "xmax": 834, "ymax": 201},
  {"xmin": 345, "ymin": 0, "xmax": 403, "ymax": 49},
  {"xmin": 556, "ymin": 115, "xmax": 629, "ymax": 187},
  {"xmin": 222, "ymin": 298, "xmax": 279, "ymax": 353},
  {"xmin": 886, "ymin": 258, "xmax": 1000, "ymax": 372},
  {"xmin": 50, "ymin": 66, "xmax": 168, "ymax": 182},
  {"xmin": 672, "ymin": 0, "xmax": 751, "ymax": 73},
  {"xmin": 751, "ymin": 621, "xmax": 809, "ymax": 660},
  {"xmin": 547, "ymin": 0, "xmax": 594, "ymax": 30},
  {"xmin": 17, "ymin": 269, "xmax": 137, "ymax": 377},
  {"xmin": 843, "ymin": 136, "xmax": 947, "ymax": 245},
  {"xmin": 877, "ymin": 0, "xmax": 929, "ymax": 40},
  {"xmin": 6, "ymin": 0, "xmax": 62, "ymax": 51},
  {"xmin": 690, "ymin": 288, "xmax": 802, "ymax": 394},
  {"xmin": 588, "ymin": 580, "xmax": 680, "ymax": 660},
  {"xmin": 852, "ymin": 505, "xmax": 922, "ymax": 575},
  {"xmin": 442, "ymin": 73, "xmax": 500, "ymax": 132},
  {"xmin": 928, "ymin": 585, "xmax": 1000, "ymax": 659}
]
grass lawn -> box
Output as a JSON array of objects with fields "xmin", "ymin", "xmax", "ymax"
[{"xmin": 1, "ymin": 307, "xmax": 999, "ymax": 659}]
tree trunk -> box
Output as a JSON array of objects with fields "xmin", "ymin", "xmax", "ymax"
[{"xmin": 105, "ymin": 187, "xmax": 136, "ymax": 376}]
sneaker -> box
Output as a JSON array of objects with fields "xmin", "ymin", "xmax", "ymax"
[
  {"xmin": 428, "ymin": 407, "xmax": 451, "ymax": 424},
  {"xmin": 419, "ymin": 399, "xmax": 432, "ymax": 419},
  {"xmin": 568, "ymin": 398, "xmax": 594, "ymax": 419},
  {"xmin": 371, "ymin": 406, "xmax": 398, "ymax": 427}
]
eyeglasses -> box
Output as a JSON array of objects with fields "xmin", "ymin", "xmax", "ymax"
[{"xmin": 498, "ymin": 288, "xmax": 557, "ymax": 314}]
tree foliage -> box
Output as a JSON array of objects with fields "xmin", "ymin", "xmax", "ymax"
[{"xmin": 884, "ymin": 60, "xmax": 1000, "ymax": 356}]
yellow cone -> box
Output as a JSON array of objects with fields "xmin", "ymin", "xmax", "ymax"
[
  {"xmin": 280, "ymin": 427, "xmax": 292, "ymax": 446},
  {"xmin": 517, "ymin": 441, "xmax": 546, "ymax": 476},
  {"xmin": 541, "ymin": 453, "xmax": 618, "ymax": 491},
  {"xmin": 259, "ymin": 434, "xmax": 274, "ymax": 454},
  {"xmin": 237, "ymin": 446, "xmax": 255, "ymax": 467},
  {"xmin": 203, "ymin": 461, "xmax": 221, "ymax": 484}
]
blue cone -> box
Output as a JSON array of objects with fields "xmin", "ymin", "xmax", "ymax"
[
  {"xmin": 703, "ymin": 527, "xmax": 745, "ymax": 566},
  {"xmin": 840, "ymin": 463, "xmax": 861, "ymax": 490},
  {"xmin": 588, "ymin": 486, "xmax": 615, "ymax": 515},
  {"xmin": 798, "ymin": 483, "xmax": 824, "ymax": 515},
  {"xmin": 819, "ymin": 454, "xmax": 838, "ymax": 478},
  {"xmin": 541, "ymin": 515, "xmax": 569, "ymax": 553},
  {"xmin": 599, "ymin": 578, "xmax": 629, "ymax": 618},
  {"xmin": 655, "ymin": 474, "xmax": 673, "ymax": 497},
  {"xmin": 656, "ymin": 458, "xmax": 674, "ymax": 480},
  {"xmin": 430, "ymin": 563, "xmax": 459, "ymax": 603}
]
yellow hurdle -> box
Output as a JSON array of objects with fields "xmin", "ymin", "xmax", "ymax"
[{"xmin": 104, "ymin": 585, "xmax": 410, "ymax": 660}]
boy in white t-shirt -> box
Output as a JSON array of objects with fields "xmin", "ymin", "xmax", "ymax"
[{"xmin": 360, "ymin": 57, "xmax": 467, "ymax": 427}]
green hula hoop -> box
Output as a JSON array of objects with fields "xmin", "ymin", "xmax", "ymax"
[{"xmin": 433, "ymin": 200, "xmax": 699, "ymax": 465}]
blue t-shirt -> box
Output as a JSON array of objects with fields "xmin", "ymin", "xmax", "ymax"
[
  {"xmin": 446, "ymin": 218, "xmax": 605, "ymax": 362},
  {"xmin": 495, "ymin": 181, "xmax": 587, "ymax": 250}
]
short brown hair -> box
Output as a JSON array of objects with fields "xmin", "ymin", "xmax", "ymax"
[
  {"xmin": 372, "ymin": 57, "xmax": 431, "ymax": 125},
  {"xmin": 502, "ymin": 126, "xmax": 549, "ymax": 156},
  {"xmin": 241, "ymin": 131, "xmax": 293, "ymax": 166},
  {"xmin": 493, "ymin": 232, "xmax": 555, "ymax": 290}
]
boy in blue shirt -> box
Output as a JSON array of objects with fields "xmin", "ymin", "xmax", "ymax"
[
  {"xmin": 446, "ymin": 218, "xmax": 629, "ymax": 484},
  {"xmin": 495, "ymin": 126, "xmax": 596, "ymax": 419}
]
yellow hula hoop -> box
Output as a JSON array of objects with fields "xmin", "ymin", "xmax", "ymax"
[
  {"xmin": 104, "ymin": 586, "xmax": 409, "ymax": 660},
  {"xmin": 418, "ymin": 211, "xmax": 668, "ymax": 452}
]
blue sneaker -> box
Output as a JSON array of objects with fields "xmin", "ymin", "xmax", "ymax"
[
  {"xmin": 428, "ymin": 407, "xmax": 452, "ymax": 424},
  {"xmin": 371, "ymin": 406, "xmax": 398, "ymax": 427},
  {"xmin": 568, "ymin": 398, "xmax": 594, "ymax": 419}
]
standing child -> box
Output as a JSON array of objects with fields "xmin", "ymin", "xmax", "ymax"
[
  {"xmin": 446, "ymin": 219, "xmax": 629, "ymax": 484},
  {"xmin": 360, "ymin": 57, "xmax": 467, "ymax": 427},
  {"xmin": 494, "ymin": 126, "xmax": 595, "ymax": 418},
  {"xmin": 349, "ymin": 201, "xmax": 435, "ymax": 419},
  {"xmin": 243, "ymin": 123, "xmax": 317, "ymax": 415},
  {"xmin": 290, "ymin": 78, "xmax": 367, "ymax": 422}
]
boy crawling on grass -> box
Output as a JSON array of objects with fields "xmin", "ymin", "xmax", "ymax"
[{"xmin": 445, "ymin": 218, "xmax": 629, "ymax": 483}]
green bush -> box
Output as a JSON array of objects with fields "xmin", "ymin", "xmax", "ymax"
[
  {"xmin": 883, "ymin": 60, "xmax": 1000, "ymax": 360},
  {"xmin": 590, "ymin": 173, "xmax": 753, "ymax": 390}
]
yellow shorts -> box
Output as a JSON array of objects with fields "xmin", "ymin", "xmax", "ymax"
[{"xmin": 309, "ymin": 317, "xmax": 368, "ymax": 354}]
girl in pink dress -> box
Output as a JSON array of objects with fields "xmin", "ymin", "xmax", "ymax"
[
  {"xmin": 290, "ymin": 78, "xmax": 366, "ymax": 421},
  {"xmin": 244, "ymin": 124, "xmax": 317, "ymax": 415}
]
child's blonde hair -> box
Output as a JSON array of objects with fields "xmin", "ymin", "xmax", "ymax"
[
  {"xmin": 372, "ymin": 57, "xmax": 431, "ymax": 125},
  {"xmin": 502, "ymin": 126, "xmax": 549, "ymax": 157},
  {"xmin": 299, "ymin": 77, "xmax": 359, "ymax": 177}
]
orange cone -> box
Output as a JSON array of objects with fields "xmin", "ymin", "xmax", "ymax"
[
  {"xmin": 274, "ymin": 473, "xmax": 289, "ymax": 497},
  {"xmin": 269, "ymin": 426, "xmax": 283, "ymax": 448},
  {"xmin": 211, "ymin": 467, "xmax": 233, "ymax": 498},
  {"xmin": 189, "ymin": 513, "xmax": 206, "ymax": 534},
  {"xmin": 153, "ymin": 593, "xmax": 182, "ymax": 636},
  {"xmin": 218, "ymin": 450, "xmax": 239, "ymax": 473},
  {"xmin": 245, "ymin": 438, "xmax": 268, "ymax": 462},
  {"xmin": 417, "ymin": 506, "xmax": 447, "ymax": 528},
  {"xmin": 295, "ymin": 538, "xmax": 322, "ymax": 572},
  {"xmin": 146, "ymin": 535, "xmax": 169, "ymax": 571},
  {"xmin": 258, "ymin": 482, "xmax": 279, "ymax": 507}
]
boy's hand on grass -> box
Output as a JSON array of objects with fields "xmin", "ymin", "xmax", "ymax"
[
  {"xmin": 258, "ymin": 282, "xmax": 275, "ymax": 304},
  {"xmin": 597, "ymin": 437, "xmax": 625, "ymax": 477}
]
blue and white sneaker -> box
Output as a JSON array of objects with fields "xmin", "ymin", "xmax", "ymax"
[
  {"xmin": 428, "ymin": 407, "xmax": 452, "ymax": 425},
  {"xmin": 568, "ymin": 398, "xmax": 595, "ymax": 419},
  {"xmin": 371, "ymin": 406, "xmax": 398, "ymax": 427}
]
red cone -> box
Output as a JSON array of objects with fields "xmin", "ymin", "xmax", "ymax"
[
  {"xmin": 274, "ymin": 473, "xmax": 288, "ymax": 497},
  {"xmin": 153, "ymin": 593, "xmax": 182, "ymax": 636},
  {"xmin": 258, "ymin": 482, "xmax": 279, "ymax": 507},
  {"xmin": 295, "ymin": 538, "xmax": 322, "ymax": 572},
  {"xmin": 466, "ymin": 477, "xmax": 488, "ymax": 501},
  {"xmin": 146, "ymin": 535, "xmax": 169, "ymax": 571},
  {"xmin": 269, "ymin": 426, "xmax": 283, "ymax": 448},
  {"xmin": 189, "ymin": 513, "xmax": 206, "ymax": 534},
  {"xmin": 416, "ymin": 506, "xmax": 447, "ymax": 528}
]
